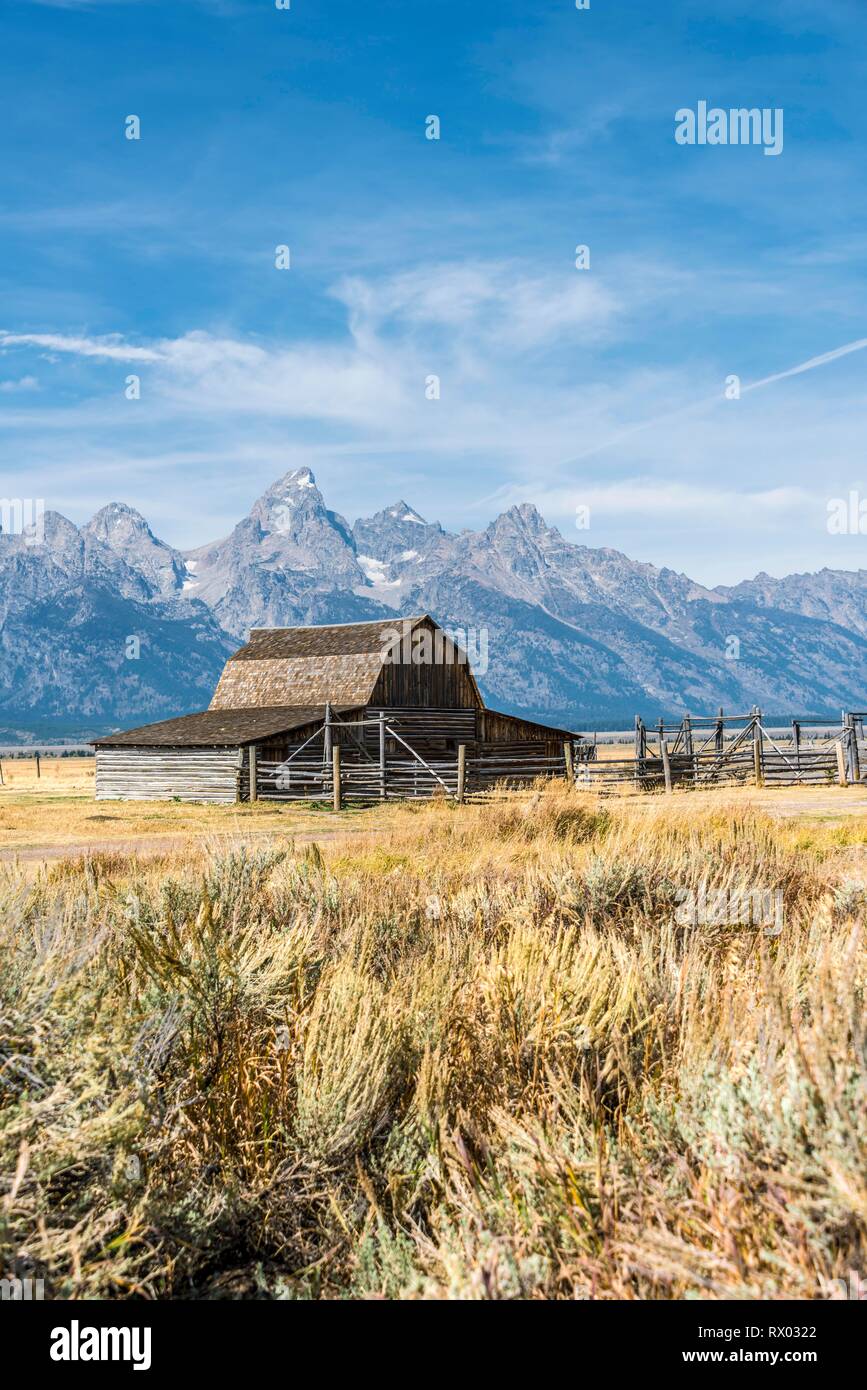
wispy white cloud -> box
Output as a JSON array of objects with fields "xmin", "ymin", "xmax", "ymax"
[
  {"xmin": 0, "ymin": 331, "xmax": 161, "ymax": 363},
  {"xmin": 0, "ymin": 375, "xmax": 39, "ymax": 393},
  {"xmin": 0, "ymin": 260, "xmax": 625, "ymax": 432},
  {"xmin": 334, "ymin": 260, "xmax": 622, "ymax": 351},
  {"xmin": 0, "ymin": 201, "xmax": 173, "ymax": 234},
  {"xmin": 514, "ymin": 105, "xmax": 628, "ymax": 166},
  {"xmin": 2, "ymin": 259, "xmax": 866, "ymax": 586},
  {"xmin": 483, "ymin": 478, "xmax": 816, "ymax": 526}
]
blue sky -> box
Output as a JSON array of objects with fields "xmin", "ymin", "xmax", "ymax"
[{"xmin": 1, "ymin": 0, "xmax": 866, "ymax": 583}]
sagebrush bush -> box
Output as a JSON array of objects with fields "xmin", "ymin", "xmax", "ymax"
[{"xmin": 0, "ymin": 789, "xmax": 864, "ymax": 1299}]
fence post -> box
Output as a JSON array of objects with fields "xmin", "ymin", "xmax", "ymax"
[
  {"xmin": 836, "ymin": 738, "xmax": 848, "ymax": 787},
  {"xmin": 634, "ymin": 717, "xmax": 647, "ymax": 789},
  {"xmin": 379, "ymin": 710, "xmax": 387, "ymax": 801},
  {"xmin": 248, "ymin": 744, "xmax": 258, "ymax": 803},
  {"xmin": 324, "ymin": 702, "xmax": 332, "ymax": 771},
  {"xmin": 846, "ymin": 713, "xmax": 860, "ymax": 782},
  {"xmin": 563, "ymin": 740, "xmax": 574, "ymax": 784},
  {"xmin": 457, "ymin": 744, "xmax": 466, "ymax": 803},
  {"xmin": 333, "ymin": 744, "xmax": 342, "ymax": 811},
  {"xmin": 752, "ymin": 709, "xmax": 763, "ymax": 787},
  {"xmin": 715, "ymin": 707, "xmax": 724, "ymax": 757},
  {"xmin": 235, "ymin": 747, "xmax": 243, "ymax": 802},
  {"xmin": 683, "ymin": 714, "xmax": 696, "ymax": 786},
  {"xmin": 35, "ymin": 752, "xmax": 41, "ymax": 780},
  {"xmin": 661, "ymin": 739, "xmax": 673, "ymax": 795},
  {"xmin": 792, "ymin": 720, "xmax": 801, "ymax": 773}
]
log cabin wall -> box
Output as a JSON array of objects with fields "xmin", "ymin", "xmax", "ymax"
[
  {"xmin": 96, "ymin": 746, "xmax": 241, "ymax": 803},
  {"xmin": 478, "ymin": 709, "xmax": 572, "ymax": 756},
  {"xmin": 363, "ymin": 707, "xmax": 479, "ymax": 756},
  {"xmin": 271, "ymin": 710, "xmax": 479, "ymax": 762}
]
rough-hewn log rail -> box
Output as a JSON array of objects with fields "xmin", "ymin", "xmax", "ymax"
[
  {"xmin": 95, "ymin": 747, "xmax": 242, "ymax": 803},
  {"xmin": 255, "ymin": 749, "xmax": 570, "ymax": 801},
  {"xmin": 578, "ymin": 707, "xmax": 864, "ymax": 795},
  {"xmin": 95, "ymin": 705, "xmax": 867, "ymax": 804}
]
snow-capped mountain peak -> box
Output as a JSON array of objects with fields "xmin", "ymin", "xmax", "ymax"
[{"xmin": 6, "ymin": 466, "xmax": 867, "ymax": 739}]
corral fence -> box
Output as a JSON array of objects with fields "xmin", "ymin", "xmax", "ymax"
[
  {"xmin": 576, "ymin": 707, "xmax": 865, "ymax": 794},
  {"xmin": 245, "ymin": 706, "xmax": 867, "ymax": 806},
  {"xmin": 253, "ymin": 711, "xmax": 574, "ymax": 806}
]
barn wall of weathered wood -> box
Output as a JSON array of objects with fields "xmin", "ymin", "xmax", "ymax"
[
  {"xmin": 478, "ymin": 710, "xmax": 569, "ymax": 753},
  {"xmin": 272, "ymin": 708, "xmax": 569, "ymax": 763},
  {"xmin": 364, "ymin": 707, "xmax": 479, "ymax": 753},
  {"xmin": 369, "ymin": 621, "xmax": 483, "ymax": 709},
  {"xmin": 95, "ymin": 746, "xmax": 241, "ymax": 802},
  {"xmin": 479, "ymin": 739, "xmax": 561, "ymax": 757}
]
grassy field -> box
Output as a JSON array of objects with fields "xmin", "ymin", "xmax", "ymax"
[
  {"xmin": 0, "ymin": 758, "xmax": 381, "ymax": 860},
  {"xmin": 2, "ymin": 757, "xmax": 866, "ymax": 861},
  {"xmin": 0, "ymin": 778, "xmax": 865, "ymax": 1299}
]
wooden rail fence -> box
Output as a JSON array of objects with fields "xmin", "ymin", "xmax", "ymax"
[
  {"xmin": 577, "ymin": 707, "xmax": 865, "ymax": 794},
  {"xmin": 256, "ymin": 749, "xmax": 571, "ymax": 803},
  {"xmin": 245, "ymin": 707, "xmax": 867, "ymax": 805}
]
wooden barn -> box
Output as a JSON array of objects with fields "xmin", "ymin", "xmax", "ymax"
[{"xmin": 93, "ymin": 615, "xmax": 577, "ymax": 802}]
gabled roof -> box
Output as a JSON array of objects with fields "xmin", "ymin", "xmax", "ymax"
[
  {"xmin": 208, "ymin": 614, "xmax": 483, "ymax": 711},
  {"xmin": 93, "ymin": 705, "xmax": 360, "ymax": 748}
]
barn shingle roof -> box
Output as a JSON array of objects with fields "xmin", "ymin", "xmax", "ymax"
[
  {"xmin": 93, "ymin": 705, "xmax": 360, "ymax": 748},
  {"xmin": 234, "ymin": 617, "xmax": 428, "ymax": 660},
  {"xmin": 208, "ymin": 616, "xmax": 434, "ymax": 710}
]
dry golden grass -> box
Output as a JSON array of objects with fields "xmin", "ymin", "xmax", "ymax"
[
  {"xmin": 0, "ymin": 755, "xmax": 94, "ymax": 790},
  {"xmin": 0, "ymin": 784, "xmax": 865, "ymax": 1300},
  {"xmin": 0, "ymin": 759, "xmax": 383, "ymax": 856},
  {"xmin": 3, "ymin": 757, "xmax": 867, "ymax": 859}
]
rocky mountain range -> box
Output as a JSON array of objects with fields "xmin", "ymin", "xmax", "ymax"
[{"xmin": 2, "ymin": 466, "xmax": 867, "ymax": 741}]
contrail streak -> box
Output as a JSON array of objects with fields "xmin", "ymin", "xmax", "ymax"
[
  {"xmin": 742, "ymin": 337, "xmax": 867, "ymax": 392},
  {"xmin": 556, "ymin": 335, "xmax": 867, "ymax": 467}
]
